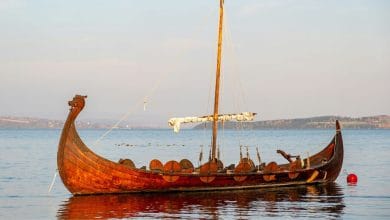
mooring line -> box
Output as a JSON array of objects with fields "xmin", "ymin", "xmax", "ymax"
[{"xmin": 48, "ymin": 169, "xmax": 58, "ymax": 193}]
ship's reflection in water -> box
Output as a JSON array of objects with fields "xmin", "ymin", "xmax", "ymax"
[{"xmin": 57, "ymin": 183, "xmax": 345, "ymax": 219}]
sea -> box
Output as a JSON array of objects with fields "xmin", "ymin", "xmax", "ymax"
[{"xmin": 0, "ymin": 128, "xmax": 389, "ymax": 219}]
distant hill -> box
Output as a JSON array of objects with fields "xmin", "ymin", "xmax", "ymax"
[
  {"xmin": 0, "ymin": 116, "xmax": 161, "ymax": 129},
  {"xmin": 0, "ymin": 116, "xmax": 94, "ymax": 129},
  {"xmin": 1, "ymin": 115, "xmax": 389, "ymax": 129},
  {"xmin": 193, "ymin": 115, "xmax": 390, "ymax": 129}
]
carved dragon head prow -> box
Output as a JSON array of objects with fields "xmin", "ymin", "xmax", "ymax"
[{"xmin": 68, "ymin": 95, "xmax": 87, "ymax": 113}]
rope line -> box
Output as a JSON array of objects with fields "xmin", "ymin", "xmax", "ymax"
[
  {"xmin": 48, "ymin": 170, "xmax": 58, "ymax": 193},
  {"xmin": 93, "ymin": 101, "xmax": 142, "ymax": 146},
  {"xmin": 92, "ymin": 6, "xmax": 218, "ymax": 147},
  {"xmin": 224, "ymin": 8, "xmax": 249, "ymax": 141}
]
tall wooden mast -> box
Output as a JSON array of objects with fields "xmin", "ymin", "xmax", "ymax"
[{"xmin": 211, "ymin": 0, "xmax": 224, "ymax": 161}]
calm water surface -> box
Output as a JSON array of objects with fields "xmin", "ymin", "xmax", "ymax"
[{"xmin": 0, "ymin": 129, "xmax": 389, "ymax": 219}]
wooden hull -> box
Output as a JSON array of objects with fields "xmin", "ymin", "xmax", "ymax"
[{"xmin": 57, "ymin": 95, "xmax": 344, "ymax": 195}]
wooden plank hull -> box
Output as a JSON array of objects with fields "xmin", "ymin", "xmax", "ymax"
[{"xmin": 57, "ymin": 95, "xmax": 344, "ymax": 195}]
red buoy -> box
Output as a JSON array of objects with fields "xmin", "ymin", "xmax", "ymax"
[{"xmin": 347, "ymin": 173, "xmax": 358, "ymax": 185}]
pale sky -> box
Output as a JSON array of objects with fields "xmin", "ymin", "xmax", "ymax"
[{"xmin": 0, "ymin": 0, "xmax": 389, "ymax": 126}]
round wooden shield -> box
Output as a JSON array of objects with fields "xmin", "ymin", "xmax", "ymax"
[
  {"xmin": 263, "ymin": 161, "xmax": 278, "ymax": 182},
  {"xmin": 264, "ymin": 161, "xmax": 278, "ymax": 173},
  {"xmin": 233, "ymin": 158, "xmax": 255, "ymax": 182},
  {"xmin": 179, "ymin": 159, "xmax": 194, "ymax": 173},
  {"xmin": 240, "ymin": 158, "xmax": 255, "ymax": 168},
  {"xmin": 199, "ymin": 161, "xmax": 218, "ymax": 183},
  {"xmin": 163, "ymin": 160, "xmax": 181, "ymax": 182},
  {"xmin": 288, "ymin": 160, "xmax": 302, "ymax": 179},
  {"xmin": 118, "ymin": 158, "xmax": 135, "ymax": 169},
  {"xmin": 149, "ymin": 159, "xmax": 163, "ymax": 172}
]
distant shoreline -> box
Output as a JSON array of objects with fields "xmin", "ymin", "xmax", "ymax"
[
  {"xmin": 1, "ymin": 127, "xmax": 389, "ymax": 131},
  {"xmin": 193, "ymin": 115, "xmax": 390, "ymax": 130},
  {"xmin": 1, "ymin": 115, "xmax": 389, "ymax": 129}
]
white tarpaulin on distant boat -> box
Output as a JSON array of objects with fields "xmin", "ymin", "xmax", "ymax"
[{"xmin": 168, "ymin": 112, "xmax": 257, "ymax": 133}]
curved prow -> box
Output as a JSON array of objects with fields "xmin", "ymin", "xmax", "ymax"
[
  {"xmin": 336, "ymin": 120, "xmax": 341, "ymax": 132},
  {"xmin": 58, "ymin": 95, "xmax": 87, "ymax": 156},
  {"xmin": 57, "ymin": 95, "xmax": 88, "ymax": 193},
  {"xmin": 303, "ymin": 120, "xmax": 344, "ymax": 183},
  {"xmin": 58, "ymin": 95, "xmax": 87, "ymax": 147},
  {"xmin": 326, "ymin": 120, "xmax": 344, "ymax": 182}
]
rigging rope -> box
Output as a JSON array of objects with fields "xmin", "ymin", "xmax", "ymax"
[
  {"xmin": 93, "ymin": 68, "xmax": 169, "ymax": 147},
  {"xmin": 48, "ymin": 169, "xmax": 58, "ymax": 193},
  {"xmin": 93, "ymin": 99, "xmax": 143, "ymax": 147},
  {"xmin": 93, "ymin": 7, "xmax": 217, "ymax": 147},
  {"xmin": 223, "ymin": 8, "xmax": 251, "ymax": 144},
  {"xmin": 224, "ymin": 11, "xmax": 248, "ymax": 112}
]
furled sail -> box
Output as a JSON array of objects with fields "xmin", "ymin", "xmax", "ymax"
[{"xmin": 168, "ymin": 112, "xmax": 257, "ymax": 133}]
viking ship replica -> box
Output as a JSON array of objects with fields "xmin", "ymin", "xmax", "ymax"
[{"xmin": 57, "ymin": 0, "xmax": 343, "ymax": 195}]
